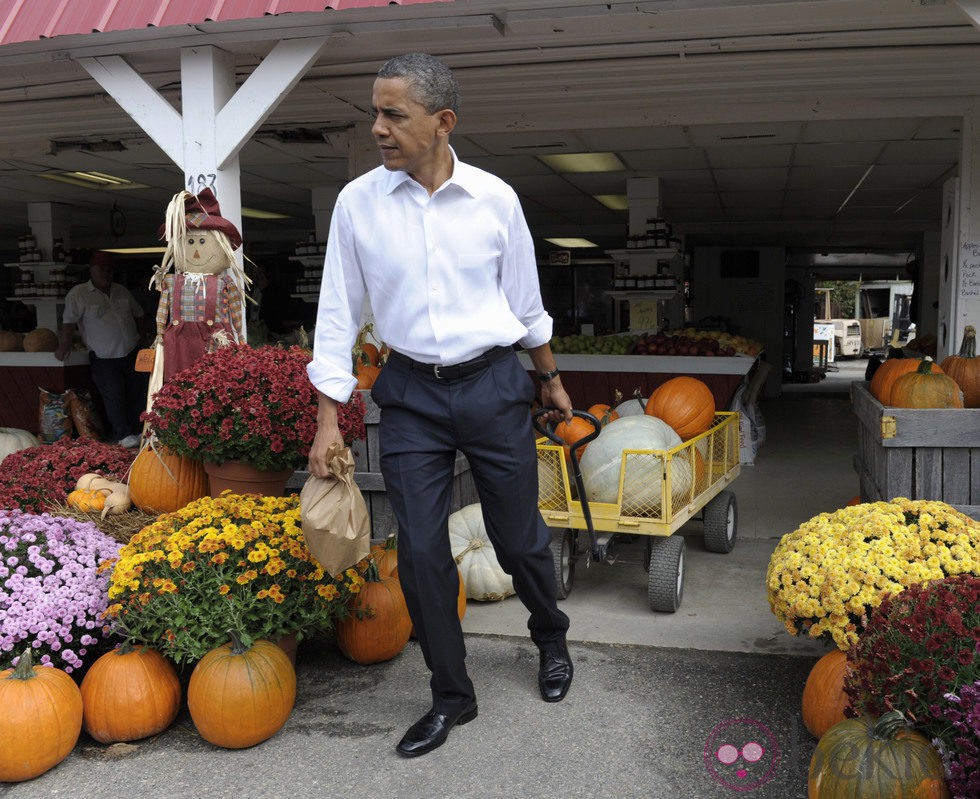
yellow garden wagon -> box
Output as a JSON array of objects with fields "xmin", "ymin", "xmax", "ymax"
[{"xmin": 533, "ymin": 409, "xmax": 741, "ymax": 612}]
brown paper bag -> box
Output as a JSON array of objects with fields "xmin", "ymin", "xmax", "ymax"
[{"xmin": 300, "ymin": 444, "xmax": 371, "ymax": 577}]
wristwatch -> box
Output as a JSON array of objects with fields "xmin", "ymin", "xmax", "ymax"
[{"xmin": 538, "ymin": 368, "xmax": 560, "ymax": 382}]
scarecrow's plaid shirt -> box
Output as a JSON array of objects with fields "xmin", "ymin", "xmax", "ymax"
[{"xmin": 155, "ymin": 272, "xmax": 244, "ymax": 339}]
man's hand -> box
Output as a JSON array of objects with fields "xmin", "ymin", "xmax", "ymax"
[
  {"xmin": 308, "ymin": 426, "xmax": 344, "ymax": 478},
  {"xmin": 308, "ymin": 391, "xmax": 343, "ymax": 478},
  {"xmin": 539, "ymin": 377, "xmax": 573, "ymax": 424}
]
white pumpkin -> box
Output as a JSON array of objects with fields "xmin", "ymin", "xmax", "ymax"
[
  {"xmin": 448, "ymin": 503, "xmax": 515, "ymax": 602},
  {"xmin": 614, "ymin": 396, "xmax": 647, "ymax": 417},
  {"xmin": 0, "ymin": 427, "xmax": 40, "ymax": 464},
  {"xmin": 578, "ymin": 415, "xmax": 692, "ymax": 508}
]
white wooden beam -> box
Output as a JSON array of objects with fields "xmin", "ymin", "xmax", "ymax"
[
  {"xmin": 952, "ymin": 100, "xmax": 980, "ymax": 355},
  {"xmin": 179, "ymin": 46, "xmax": 244, "ymax": 282},
  {"xmin": 76, "ymin": 55, "xmax": 183, "ymax": 167},
  {"xmin": 954, "ymin": 0, "xmax": 980, "ymax": 29},
  {"xmin": 215, "ymin": 37, "xmax": 327, "ymax": 169}
]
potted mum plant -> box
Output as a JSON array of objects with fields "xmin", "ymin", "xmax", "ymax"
[
  {"xmin": 142, "ymin": 343, "xmax": 366, "ymax": 494},
  {"xmin": 1, "ymin": 509, "xmax": 121, "ymax": 673},
  {"xmin": 766, "ymin": 498, "xmax": 980, "ymax": 651},
  {"xmin": 103, "ymin": 492, "xmax": 369, "ymax": 665}
]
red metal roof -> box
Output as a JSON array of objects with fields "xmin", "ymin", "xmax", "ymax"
[{"xmin": 0, "ymin": 0, "xmax": 451, "ymax": 47}]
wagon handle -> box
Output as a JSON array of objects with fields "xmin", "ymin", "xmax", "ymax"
[
  {"xmin": 532, "ymin": 408, "xmax": 600, "ymax": 550},
  {"xmin": 532, "ymin": 408, "xmax": 602, "ymax": 452}
]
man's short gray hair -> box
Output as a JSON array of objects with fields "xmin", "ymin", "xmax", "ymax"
[{"xmin": 378, "ymin": 53, "xmax": 460, "ymax": 115}]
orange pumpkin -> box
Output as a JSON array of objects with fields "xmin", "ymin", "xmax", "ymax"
[
  {"xmin": 889, "ymin": 357, "xmax": 964, "ymax": 409},
  {"xmin": 869, "ymin": 356, "xmax": 942, "ymax": 405},
  {"xmin": 802, "ymin": 649, "xmax": 852, "ymax": 739},
  {"xmin": 187, "ymin": 630, "xmax": 296, "ymax": 749},
  {"xmin": 335, "ymin": 561, "xmax": 412, "ymax": 664},
  {"xmin": 645, "ymin": 376, "xmax": 715, "ymax": 440},
  {"xmin": 587, "ymin": 403, "xmax": 619, "ymax": 427},
  {"xmin": 361, "ymin": 341, "xmax": 381, "ymax": 367},
  {"xmin": 555, "ymin": 415, "xmax": 595, "ymax": 460},
  {"xmin": 354, "ymin": 363, "xmax": 381, "ymax": 389},
  {"xmin": 370, "ymin": 535, "xmax": 398, "ymax": 579},
  {"xmin": 940, "ymin": 325, "xmax": 979, "ymax": 407},
  {"xmin": 80, "ymin": 643, "xmax": 182, "ymax": 743},
  {"xmin": 0, "ymin": 649, "xmax": 83, "ymax": 782},
  {"xmin": 129, "ymin": 444, "xmax": 209, "ymax": 514},
  {"xmin": 66, "ymin": 487, "xmax": 107, "ymax": 512}
]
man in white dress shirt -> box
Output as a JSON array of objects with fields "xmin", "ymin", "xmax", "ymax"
[
  {"xmin": 306, "ymin": 53, "xmax": 575, "ymax": 757},
  {"xmin": 55, "ymin": 252, "xmax": 148, "ymax": 448}
]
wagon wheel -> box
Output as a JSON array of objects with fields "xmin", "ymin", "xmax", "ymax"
[
  {"xmin": 550, "ymin": 528, "xmax": 576, "ymax": 600},
  {"xmin": 703, "ymin": 490, "xmax": 738, "ymax": 554},
  {"xmin": 647, "ymin": 535, "xmax": 685, "ymax": 612}
]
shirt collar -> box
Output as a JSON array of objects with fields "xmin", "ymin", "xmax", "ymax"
[{"xmin": 381, "ymin": 146, "xmax": 479, "ymax": 199}]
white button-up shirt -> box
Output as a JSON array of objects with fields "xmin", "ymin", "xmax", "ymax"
[
  {"xmin": 307, "ymin": 150, "xmax": 553, "ymax": 402},
  {"xmin": 61, "ymin": 281, "xmax": 142, "ymax": 359}
]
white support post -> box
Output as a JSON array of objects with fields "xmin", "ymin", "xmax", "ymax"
[
  {"xmin": 627, "ymin": 177, "xmax": 662, "ymax": 238},
  {"xmin": 180, "ymin": 46, "xmax": 242, "ymax": 229},
  {"xmin": 950, "ymin": 101, "xmax": 980, "ymax": 357},
  {"xmin": 77, "ymin": 55, "xmax": 184, "ymax": 167},
  {"xmin": 77, "ymin": 40, "xmax": 331, "ymax": 339},
  {"xmin": 215, "ymin": 37, "xmax": 326, "ymax": 169},
  {"xmin": 954, "ymin": 0, "xmax": 980, "ymax": 29}
]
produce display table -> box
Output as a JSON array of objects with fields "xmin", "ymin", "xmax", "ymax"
[
  {"xmin": 0, "ymin": 351, "xmax": 91, "ymax": 434},
  {"xmin": 518, "ymin": 353, "xmax": 758, "ymax": 410}
]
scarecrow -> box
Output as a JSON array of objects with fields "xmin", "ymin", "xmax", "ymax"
[{"xmin": 150, "ymin": 188, "xmax": 249, "ymax": 382}]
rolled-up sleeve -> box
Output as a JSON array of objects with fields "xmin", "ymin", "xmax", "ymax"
[
  {"xmin": 306, "ymin": 200, "xmax": 364, "ymax": 403},
  {"xmin": 500, "ymin": 197, "xmax": 553, "ymax": 349}
]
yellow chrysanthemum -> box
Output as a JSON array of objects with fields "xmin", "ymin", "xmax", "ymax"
[{"xmin": 767, "ymin": 498, "xmax": 980, "ymax": 650}]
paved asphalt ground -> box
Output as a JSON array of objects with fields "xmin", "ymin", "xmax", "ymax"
[
  {"xmin": 0, "ymin": 634, "xmax": 819, "ymax": 799},
  {"xmin": 2, "ymin": 385, "xmax": 866, "ymax": 799}
]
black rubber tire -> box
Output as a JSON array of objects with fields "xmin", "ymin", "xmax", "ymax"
[
  {"xmin": 647, "ymin": 535, "xmax": 685, "ymax": 612},
  {"xmin": 703, "ymin": 490, "xmax": 738, "ymax": 554},
  {"xmin": 550, "ymin": 528, "xmax": 575, "ymax": 599}
]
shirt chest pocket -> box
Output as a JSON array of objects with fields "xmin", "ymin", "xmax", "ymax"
[{"xmin": 455, "ymin": 253, "xmax": 497, "ymax": 294}]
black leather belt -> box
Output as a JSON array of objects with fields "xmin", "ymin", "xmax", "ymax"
[{"xmin": 389, "ymin": 346, "xmax": 512, "ymax": 380}]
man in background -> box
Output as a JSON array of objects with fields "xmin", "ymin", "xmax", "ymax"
[{"xmin": 55, "ymin": 251, "xmax": 149, "ymax": 447}]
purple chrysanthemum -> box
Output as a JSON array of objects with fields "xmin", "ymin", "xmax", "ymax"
[{"xmin": 0, "ymin": 509, "xmax": 121, "ymax": 673}]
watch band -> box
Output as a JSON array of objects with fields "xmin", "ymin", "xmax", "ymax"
[{"xmin": 538, "ymin": 368, "xmax": 560, "ymax": 382}]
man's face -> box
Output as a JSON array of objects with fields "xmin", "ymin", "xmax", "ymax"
[
  {"xmin": 182, "ymin": 230, "xmax": 229, "ymax": 275},
  {"xmin": 371, "ymin": 77, "xmax": 445, "ymax": 178},
  {"xmin": 89, "ymin": 262, "xmax": 112, "ymax": 289}
]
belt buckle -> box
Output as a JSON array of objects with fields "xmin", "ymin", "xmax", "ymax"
[{"xmin": 433, "ymin": 364, "xmax": 443, "ymax": 379}]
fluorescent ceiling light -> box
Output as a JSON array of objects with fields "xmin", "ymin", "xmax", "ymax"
[
  {"xmin": 100, "ymin": 247, "xmax": 167, "ymax": 254},
  {"xmin": 594, "ymin": 194, "xmax": 629, "ymax": 210},
  {"xmin": 545, "ymin": 237, "xmax": 598, "ymax": 248},
  {"xmin": 538, "ymin": 152, "xmax": 624, "ymax": 173},
  {"xmin": 241, "ymin": 207, "xmax": 291, "ymax": 220},
  {"xmin": 39, "ymin": 171, "xmax": 146, "ymax": 190}
]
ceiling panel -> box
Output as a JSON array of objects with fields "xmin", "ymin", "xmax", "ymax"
[
  {"xmin": 793, "ymin": 141, "xmax": 885, "ymax": 167},
  {"xmin": 0, "ymin": 0, "xmax": 976, "ymax": 258},
  {"xmin": 712, "ymin": 167, "xmax": 787, "ymax": 192},
  {"xmin": 704, "ymin": 144, "xmax": 795, "ymax": 169}
]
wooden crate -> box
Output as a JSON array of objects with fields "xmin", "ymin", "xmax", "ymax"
[
  {"xmin": 287, "ymin": 390, "xmax": 478, "ymax": 539},
  {"xmin": 851, "ymin": 381, "xmax": 980, "ymax": 520}
]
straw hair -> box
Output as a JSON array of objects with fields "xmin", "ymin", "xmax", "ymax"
[{"xmin": 151, "ymin": 190, "xmax": 249, "ymax": 289}]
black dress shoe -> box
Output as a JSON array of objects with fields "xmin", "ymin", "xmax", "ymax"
[
  {"xmin": 396, "ymin": 702, "xmax": 478, "ymax": 757},
  {"xmin": 539, "ymin": 641, "xmax": 573, "ymax": 702}
]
